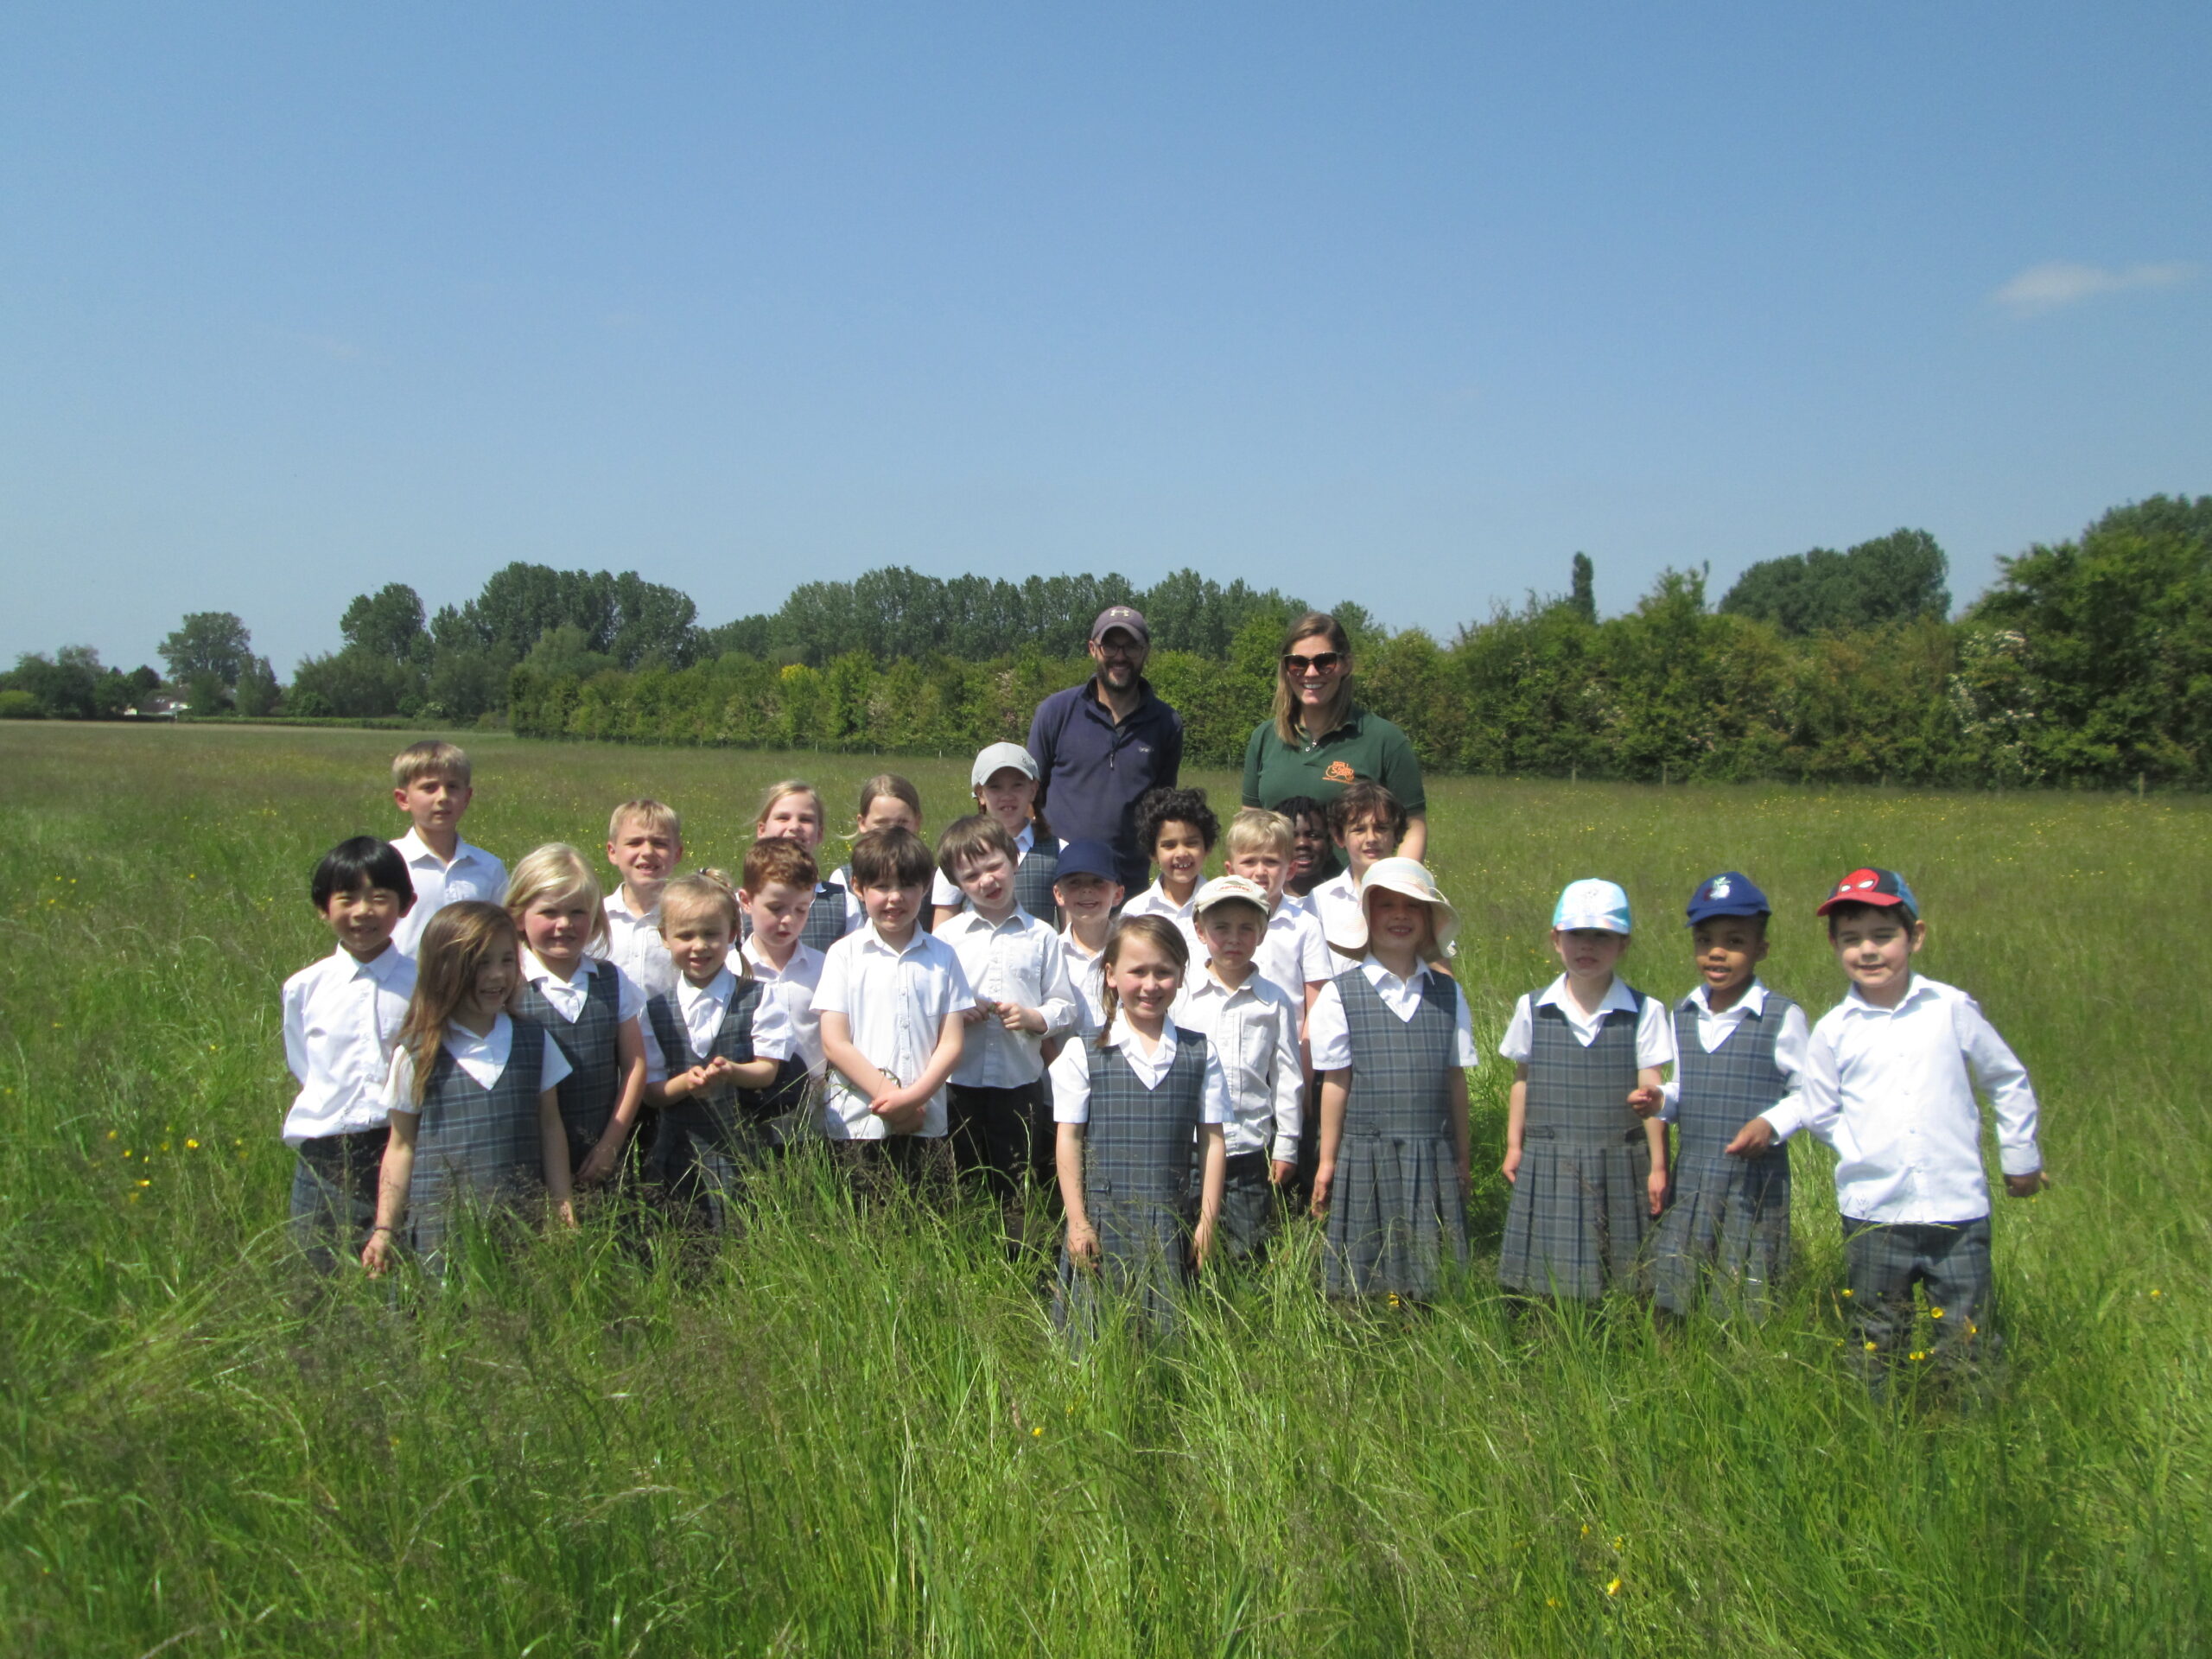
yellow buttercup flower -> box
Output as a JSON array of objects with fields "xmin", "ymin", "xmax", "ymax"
[{"xmin": 1605, "ymin": 1577, "xmax": 1622, "ymax": 1596}]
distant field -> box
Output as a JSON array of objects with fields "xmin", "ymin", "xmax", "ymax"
[{"xmin": 2, "ymin": 722, "xmax": 2206, "ymax": 1656}]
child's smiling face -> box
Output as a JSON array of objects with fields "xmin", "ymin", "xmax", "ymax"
[
  {"xmin": 860, "ymin": 879, "xmax": 928, "ymax": 940},
  {"xmin": 519, "ymin": 889, "xmax": 595, "ymax": 971},
  {"xmin": 975, "ymin": 768, "xmax": 1036, "ymax": 836},
  {"xmin": 463, "ymin": 937, "xmax": 520, "ymax": 1021},
  {"xmin": 320, "ymin": 880, "xmax": 409, "ymax": 962},
  {"xmin": 1151, "ymin": 821, "xmax": 1208, "ymax": 895},
  {"xmin": 757, "ymin": 792, "xmax": 825, "ymax": 852},
  {"xmin": 1108, "ymin": 933, "xmax": 1185, "ymax": 1027},
  {"xmin": 1829, "ymin": 908, "xmax": 1923, "ymax": 1006},
  {"xmin": 1366, "ymin": 888, "xmax": 1436, "ymax": 960},
  {"xmin": 1552, "ymin": 926, "xmax": 1628, "ymax": 984},
  {"xmin": 662, "ymin": 903, "xmax": 736, "ymax": 988},
  {"xmin": 1288, "ymin": 812, "xmax": 1327, "ymax": 884},
  {"xmin": 1053, "ymin": 872, "xmax": 1121, "ymax": 930},
  {"xmin": 857, "ymin": 797, "xmax": 920, "ymax": 836},
  {"xmin": 1338, "ymin": 812, "xmax": 1397, "ymax": 874},
  {"xmin": 607, "ymin": 818, "xmax": 678, "ymax": 894},
  {"xmin": 1691, "ymin": 917, "xmax": 1769, "ymax": 1002}
]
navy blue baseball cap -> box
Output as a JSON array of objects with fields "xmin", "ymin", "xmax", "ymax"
[
  {"xmin": 1053, "ymin": 839, "xmax": 1122, "ymax": 883},
  {"xmin": 1686, "ymin": 871, "xmax": 1770, "ymax": 925}
]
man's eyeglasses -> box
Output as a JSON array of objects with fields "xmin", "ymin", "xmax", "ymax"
[{"xmin": 1281, "ymin": 651, "xmax": 1344, "ymax": 675}]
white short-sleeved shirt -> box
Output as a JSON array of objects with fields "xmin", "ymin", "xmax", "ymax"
[
  {"xmin": 521, "ymin": 950, "xmax": 645, "ymax": 1027},
  {"xmin": 390, "ymin": 830, "xmax": 508, "ymax": 957},
  {"xmin": 281, "ymin": 944, "xmax": 418, "ymax": 1143},
  {"xmin": 1173, "ymin": 966, "xmax": 1304, "ymax": 1161},
  {"xmin": 593, "ymin": 888, "xmax": 677, "ymax": 1000},
  {"xmin": 1120, "ymin": 881, "xmax": 1204, "ymax": 962},
  {"xmin": 639, "ymin": 966, "xmax": 792, "ymax": 1084},
  {"xmin": 1256, "ymin": 902, "xmax": 1333, "ymax": 1006},
  {"xmin": 1498, "ymin": 974, "xmax": 1675, "ymax": 1066},
  {"xmin": 741, "ymin": 936, "xmax": 827, "ymax": 1078},
  {"xmin": 1657, "ymin": 981, "xmax": 1809, "ymax": 1120},
  {"xmin": 937, "ymin": 906, "xmax": 1078, "ymax": 1088},
  {"xmin": 812, "ymin": 925, "xmax": 976, "ymax": 1139},
  {"xmin": 1307, "ymin": 957, "xmax": 1481, "ymax": 1073},
  {"xmin": 931, "ymin": 823, "xmax": 1045, "ymax": 909},
  {"xmin": 1307, "ymin": 870, "xmax": 1365, "ymax": 952},
  {"xmin": 1062, "ymin": 932, "xmax": 1108, "ymax": 1036},
  {"xmin": 1765, "ymin": 975, "xmax": 2040, "ymax": 1224},
  {"xmin": 1048, "ymin": 1014, "xmax": 1234, "ymax": 1128},
  {"xmin": 382, "ymin": 1013, "xmax": 572, "ymax": 1113}
]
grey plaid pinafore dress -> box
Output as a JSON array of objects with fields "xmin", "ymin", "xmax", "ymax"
[
  {"xmin": 1497, "ymin": 992, "xmax": 1653, "ymax": 1300},
  {"xmin": 406, "ymin": 1026, "xmax": 547, "ymax": 1262},
  {"xmin": 1650, "ymin": 995, "xmax": 1795, "ymax": 1314},
  {"xmin": 741, "ymin": 884, "xmax": 851, "ymax": 955},
  {"xmin": 1322, "ymin": 969, "xmax": 1469, "ymax": 1300},
  {"xmin": 1057, "ymin": 1034, "xmax": 1208, "ymax": 1339},
  {"xmin": 515, "ymin": 967, "xmax": 621, "ymax": 1168},
  {"xmin": 1015, "ymin": 841, "xmax": 1059, "ymax": 922},
  {"xmin": 645, "ymin": 980, "xmax": 775, "ymax": 1205}
]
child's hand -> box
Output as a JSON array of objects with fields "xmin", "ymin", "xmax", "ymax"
[
  {"xmin": 998, "ymin": 1001, "xmax": 1041, "ymax": 1035},
  {"xmin": 1269, "ymin": 1158, "xmax": 1294, "ymax": 1188},
  {"xmin": 1627, "ymin": 1085, "xmax": 1663, "ymax": 1119},
  {"xmin": 963, "ymin": 1000, "xmax": 994, "ymax": 1027},
  {"xmin": 361, "ymin": 1227, "xmax": 397, "ymax": 1276},
  {"xmin": 870, "ymin": 1090, "xmax": 927, "ymax": 1135},
  {"xmin": 2005, "ymin": 1169, "xmax": 2052, "ymax": 1198},
  {"xmin": 1501, "ymin": 1147, "xmax": 1522, "ymax": 1185},
  {"xmin": 1647, "ymin": 1166, "xmax": 1670, "ymax": 1217},
  {"xmin": 1065, "ymin": 1218, "xmax": 1100, "ymax": 1266},
  {"xmin": 1309, "ymin": 1162, "xmax": 1335, "ymax": 1217},
  {"xmin": 1192, "ymin": 1216, "xmax": 1216, "ymax": 1268},
  {"xmin": 1724, "ymin": 1118, "xmax": 1776, "ymax": 1158},
  {"xmin": 575, "ymin": 1145, "xmax": 619, "ymax": 1190}
]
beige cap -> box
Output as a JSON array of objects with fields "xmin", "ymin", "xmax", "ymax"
[{"xmin": 1192, "ymin": 874, "xmax": 1270, "ymax": 919}]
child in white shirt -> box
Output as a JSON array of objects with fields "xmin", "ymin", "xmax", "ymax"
[{"xmin": 386, "ymin": 741, "xmax": 506, "ymax": 957}]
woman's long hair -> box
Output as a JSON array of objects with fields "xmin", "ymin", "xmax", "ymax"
[
  {"xmin": 396, "ymin": 901, "xmax": 518, "ymax": 1104},
  {"xmin": 1094, "ymin": 914, "xmax": 1191, "ymax": 1049},
  {"xmin": 1270, "ymin": 612, "xmax": 1355, "ymax": 745}
]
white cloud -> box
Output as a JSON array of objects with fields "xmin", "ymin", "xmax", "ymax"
[{"xmin": 1992, "ymin": 260, "xmax": 2196, "ymax": 317}]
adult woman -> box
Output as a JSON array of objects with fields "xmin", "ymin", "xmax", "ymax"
[{"xmin": 1240, "ymin": 613, "xmax": 1427, "ymax": 865}]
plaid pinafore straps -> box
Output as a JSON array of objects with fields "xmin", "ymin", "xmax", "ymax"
[
  {"xmin": 515, "ymin": 968, "xmax": 621, "ymax": 1152},
  {"xmin": 1082, "ymin": 1034, "xmax": 1207, "ymax": 1268},
  {"xmin": 1015, "ymin": 840, "xmax": 1060, "ymax": 922},
  {"xmin": 407, "ymin": 1028, "xmax": 547, "ymax": 1257},
  {"xmin": 644, "ymin": 980, "xmax": 767, "ymax": 1156}
]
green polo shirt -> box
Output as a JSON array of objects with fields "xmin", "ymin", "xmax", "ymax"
[{"xmin": 1240, "ymin": 707, "xmax": 1427, "ymax": 819}]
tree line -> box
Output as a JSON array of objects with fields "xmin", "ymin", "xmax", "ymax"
[{"xmin": 7, "ymin": 498, "xmax": 2207, "ymax": 788}]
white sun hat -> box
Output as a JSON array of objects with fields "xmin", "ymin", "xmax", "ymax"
[
  {"xmin": 970, "ymin": 742, "xmax": 1039, "ymax": 788},
  {"xmin": 1552, "ymin": 877, "xmax": 1632, "ymax": 935},
  {"xmin": 1340, "ymin": 857, "xmax": 1460, "ymax": 957}
]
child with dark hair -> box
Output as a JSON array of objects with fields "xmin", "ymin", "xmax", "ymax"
[
  {"xmin": 739, "ymin": 837, "xmax": 831, "ymax": 1145},
  {"xmin": 1728, "ymin": 868, "xmax": 2046, "ymax": 1387},
  {"xmin": 931, "ymin": 744, "xmax": 1061, "ymax": 928},
  {"xmin": 282, "ymin": 837, "xmax": 418, "ymax": 1270},
  {"xmin": 1121, "ymin": 785, "xmax": 1219, "ymax": 959},
  {"xmin": 814, "ymin": 828, "xmax": 976, "ymax": 1194},
  {"xmin": 1277, "ymin": 795, "xmax": 1330, "ymax": 899},
  {"xmin": 1308, "ymin": 782, "xmax": 1410, "ymax": 957}
]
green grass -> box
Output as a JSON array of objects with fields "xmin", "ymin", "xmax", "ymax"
[{"xmin": 1, "ymin": 722, "xmax": 2205, "ymax": 1656}]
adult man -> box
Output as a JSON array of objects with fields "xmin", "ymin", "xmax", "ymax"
[{"xmin": 1027, "ymin": 606, "xmax": 1184, "ymax": 893}]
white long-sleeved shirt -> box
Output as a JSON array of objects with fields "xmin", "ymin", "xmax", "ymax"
[
  {"xmin": 937, "ymin": 906, "xmax": 1078, "ymax": 1088},
  {"xmin": 1173, "ymin": 966, "xmax": 1304, "ymax": 1162},
  {"xmin": 1763, "ymin": 975, "xmax": 2040, "ymax": 1224},
  {"xmin": 280, "ymin": 944, "xmax": 418, "ymax": 1143},
  {"xmin": 1657, "ymin": 981, "xmax": 1809, "ymax": 1122},
  {"xmin": 1047, "ymin": 1014, "xmax": 1234, "ymax": 1128},
  {"xmin": 389, "ymin": 830, "xmax": 507, "ymax": 957}
]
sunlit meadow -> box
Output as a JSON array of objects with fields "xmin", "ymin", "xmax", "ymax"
[{"xmin": 1, "ymin": 722, "xmax": 2205, "ymax": 1655}]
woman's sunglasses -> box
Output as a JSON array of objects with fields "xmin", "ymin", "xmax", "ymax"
[{"xmin": 1281, "ymin": 651, "xmax": 1344, "ymax": 675}]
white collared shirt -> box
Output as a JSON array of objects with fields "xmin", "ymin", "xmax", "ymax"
[
  {"xmin": 930, "ymin": 823, "xmax": 1042, "ymax": 909},
  {"xmin": 1256, "ymin": 902, "xmax": 1333, "ymax": 1004},
  {"xmin": 640, "ymin": 966, "xmax": 791, "ymax": 1084},
  {"xmin": 1048, "ymin": 1014, "xmax": 1234, "ymax": 1127},
  {"xmin": 1173, "ymin": 965, "xmax": 1304, "ymax": 1161},
  {"xmin": 938, "ymin": 905, "xmax": 1079, "ymax": 1087},
  {"xmin": 825, "ymin": 867, "xmax": 869, "ymax": 938},
  {"xmin": 1062, "ymin": 931, "xmax": 1108, "ymax": 1036},
  {"xmin": 1657, "ymin": 980, "xmax": 1809, "ymax": 1119},
  {"xmin": 389, "ymin": 830, "xmax": 508, "ymax": 957},
  {"xmin": 1307, "ymin": 870, "xmax": 1364, "ymax": 952},
  {"xmin": 281, "ymin": 944, "xmax": 418, "ymax": 1143},
  {"xmin": 1764, "ymin": 975, "xmax": 2040, "ymax": 1224},
  {"xmin": 741, "ymin": 935, "xmax": 827, "ymax": 1077},
  {"xmin": 382, "ymin": 1012, "xmax": 571, "ymax": 1113},
  {"xmin": 1307, "ymin": 957, "xmax": 1481, "ymax": 1073},
  {"xmin": 1120, "ymin": 881, "xmax": 1204, "ymax": 961},
  {"xmin": 521, "ymin": 950, "xmax": 645, "ymax": 1027},
  {"xmin": 812, "ymin": 924, "xmax": 976, "ymax": 1139},
  {"xmin": 593, "ymin": 888, "xmax": 677, "ymax": 1000},
  {"xmin": 1499, "ymin": 974, "xmax": 1675, "ymax": 1065}
]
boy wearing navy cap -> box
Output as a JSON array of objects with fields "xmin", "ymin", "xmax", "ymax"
[
  {"xmin": 1726, "ymin": 868, "xmax": 2048, "ymax": 1387},
  {"xmin": 1649, "ymin": 873, "xmax": 1808, "ymax": 1319}
]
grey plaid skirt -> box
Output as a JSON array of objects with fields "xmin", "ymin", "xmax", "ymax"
[
  {"xmin": 1324, "ymin": 1128, "xmax": 1467, "ymax": 1300},
  {"xmin": 1497, "ymin": 1130, "xmax": 1650, "ymax": 1300},
  {"xmin": 1649, "ymin": 1148, "xmax": 1790, "ymax": 1314}
]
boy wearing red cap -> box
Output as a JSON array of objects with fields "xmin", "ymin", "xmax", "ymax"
[{"xmin": 1727, "ymin": 868, "xmax": 2049, "ymax": 1386}]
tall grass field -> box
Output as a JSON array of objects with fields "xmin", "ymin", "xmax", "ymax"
[{"xmin": 2, "ymin": 723, "xmax": 2205, "ymax": 1656}]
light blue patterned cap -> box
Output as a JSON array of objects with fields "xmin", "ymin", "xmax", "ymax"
[{"xmin": 1552, "ymin": 878, "xmax": 1632, "ymax": 935}]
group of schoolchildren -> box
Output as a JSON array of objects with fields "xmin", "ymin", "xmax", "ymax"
[{"xmin": 281, "ymin": 738, "xmax": 2049, "ymax": 1380}]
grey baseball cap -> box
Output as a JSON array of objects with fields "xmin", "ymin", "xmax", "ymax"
[{"xmin": 1089, "ymin": 606, "xmax": 1150, "ymax": 645}]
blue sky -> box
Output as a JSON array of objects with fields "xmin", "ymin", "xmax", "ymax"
[{"xmin": 4, "ymin": 3, "xmax": 2205, "ymax": 675}]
